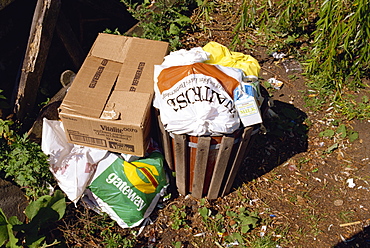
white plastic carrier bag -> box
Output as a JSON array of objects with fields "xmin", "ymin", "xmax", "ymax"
[
  {"xmin": 41, "ymin": 118, "xmax": 108, "ymax": 204},
  {"xmin": 153, "ymin": 62, "xmax": 245, "ymax": 135}
]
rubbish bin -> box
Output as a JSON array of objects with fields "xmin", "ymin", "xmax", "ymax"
[{"xmin": 157, "ymin": 113, "xmax": 258, "ymax": 199}]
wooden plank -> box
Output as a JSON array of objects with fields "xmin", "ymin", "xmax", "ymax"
[
  {"xmin": 207, "ymin": 136, "xmax": 235, "ymax": 199},
  {"xmin": 56, "ymin": 10, "xmax": 85, "ymax": 70},
  {"xmin": 222, "ymin": 127, "xmax": 253, "ymax": 196},
  {"xmin": 191, "ymin": 137, "xmax": 211, "ymax": 199},
  {"xmin": 173, "ymin": 134, "xmax": 188, "ymax": 195},
  {"xmin": 14, "ymin": 0, "xmax": 61, "ymax": 121},
  {"xmin": 156, "ymin": 113, "xmax": 174, "ymax": 170}
]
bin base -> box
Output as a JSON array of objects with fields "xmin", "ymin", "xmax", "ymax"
[{"xmin": 157, "ymin": 113, "xmax": 258, "ymax": 199}]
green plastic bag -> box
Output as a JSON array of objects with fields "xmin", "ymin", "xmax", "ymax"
[{"xmin": 88, "ymin": 152, "xmax": 168, "ymax": 228}]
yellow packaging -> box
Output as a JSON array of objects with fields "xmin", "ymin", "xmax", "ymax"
[{"xmin": 203, "ymin": 41, "xmax": 260, "ymax": 77}]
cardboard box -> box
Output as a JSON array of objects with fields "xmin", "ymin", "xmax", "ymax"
[{"xmin": 59, "ymin": 33, "xmax": 169, "ymax": 156}]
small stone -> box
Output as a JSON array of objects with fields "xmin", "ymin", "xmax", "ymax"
[{"xmin": 334, "ymin": 199, "xmax": 344, "ymax": 206}]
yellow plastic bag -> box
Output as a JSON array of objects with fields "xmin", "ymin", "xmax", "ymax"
[{"xmin": 203, "ymin": 41, "xmax": 260, "ymax": 77}]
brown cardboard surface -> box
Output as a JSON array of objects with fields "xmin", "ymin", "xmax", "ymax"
[{"xmin": 59, "ymin": 33, "xmax": 169, "ymax": 156}]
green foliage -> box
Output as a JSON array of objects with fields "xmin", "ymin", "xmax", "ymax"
[
  {"xmin": 120, "ymin": 0, "xmax": 194, "ymax": 50},
  {"xmin": 170, "ymin": 205, "xmax": 189, "ymax": 230},
  {"xmin": 0, "ymin": 89, "xmax": 10, "ymax": 109},
  {"xmin": 61, "ymin": 209, "xmax": 137, "ymax": 248},
  {"xmin": 225, "ymin": 207, "xmax": 260, "ymax": 234},
  {"xmin": 101, "ymin": 229, "xmax": 136, "ymax": 248},
  {"xmin": 319, "ymin": 124, "xmax": 359, "ymax": 142},
  {"xmin": 0, "ymin": 132, "xmax": 55, "ymax": 200},
  {"xmin": 305, "ymin": 0, "xmax": 370, "ymax": 95},
  {"xmin": 196, "ymin": 202, "xmax": 261, "ymax": 246},
  {"xmin": 0, "ymin": 190, "xmax": 66, "ymax": 248},
  {"xmin": 173, "ymin": 241, "xmax": 182, "ymax": 248},
  {"xmin": 1, "ymin": 90, "xmax": 54, "ymax": 200},
  {"xmin": 0, "ymin": 118, "xmax": 15, "ymax": 143},
  {"xmin": 336, "ymin": 93, "xmax": 370, "ymax": 120}
]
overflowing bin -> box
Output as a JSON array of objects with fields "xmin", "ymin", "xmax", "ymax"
[{"xmin": 153, "ymin": 42, "xmax": 264, "ymax": 199}]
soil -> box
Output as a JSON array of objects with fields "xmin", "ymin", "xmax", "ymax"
[{"xmin": 1, "ymin": 1, "xmax": 369, "ymax": 248}]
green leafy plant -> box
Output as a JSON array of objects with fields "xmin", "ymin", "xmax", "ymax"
[
  {"xmin": 170, "ymin": 205, "xmax": 189, "ymax": 230},
  {"xmin": 0, "ymin": 118, "xmax": 15, "ymax": 144},
  {"xmin": 0, "ymin": 133, "xmax": 55, "ymax": 200},
  {"xmin": 336, "ymin": 93, "xmax": 370, "ymax": 120},
  {"xmin": 121, "ymin": 0, "xmax": 193, "ymax": 50},
  {"xmin": 305, "ymin": 0, "xmax": 370, "ymax": 95},
  {"xmin": 339, "ymin": 210, "xmax": 356, "ymax": 223},
  {"xmin": 319, "ymin": 124, "xmax": 359, "ymax": 142},
  {"xmin": 172, "ymin": 241, "xmax": 182, "ymax": 248},
  {"xmin": 226, "ymin": 207, "xmax": 260, "ymax": 234},
  {"xmin": 0, "ymin": 89, "xmax": 10, "ymax": 110},
  {"xmin": 0, "ymin": 190, "xmax": 66, "ymax": 247}
]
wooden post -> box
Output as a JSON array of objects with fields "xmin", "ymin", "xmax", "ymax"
[
  {"xmin": 222, "ymin": 127, "xmax": 253, "ymax": 196},
  {"xmin": 157, "ymin": 114, "xmax": 174, "ymax": 170},
  {"xmin": 191, "ymin": 137, "xmax": 211, "ymax": 199},
  {"xmin": 14, "ymin": 0, "xmax": 61, "ymax": 121},
  {"xmin": 207, "ymin": 136, "xmax": 235, "ymax": 199},
  {"xmin": 173, "ymin": 134, "xmax": 188, "ymax": 195}
]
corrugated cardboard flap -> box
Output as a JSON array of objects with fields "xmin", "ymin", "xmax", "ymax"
[
  {"xmin": 90, "ymin": 33, "xmax": 131, "ymax": 63},
  {"xmin": 104, "ymin": 91, "xmax": 153, "ymax": 126},
  {"xmin": 61, "ymin": 56, "xmax": 122, "ymax": 118},
  {"xmin": 115, "ymin": 38, "xmax": 169, "ymax": 93}
]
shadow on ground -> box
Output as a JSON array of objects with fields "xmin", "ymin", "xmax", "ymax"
[
  {"xmin": 233, "ymin": 99, "xmax": 309, "ymax": 187},
  {"xmin": 334, "ymin": 226, "xmax": 370, "ymax": 247}
]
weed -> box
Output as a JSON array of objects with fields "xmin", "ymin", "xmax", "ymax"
[
  {"xmin": 0, "ymin": 190, "xmax": 66, "ymax": 247},
  {"xmin": 225, "ymin": 207, "xmax": 260, "ymax": 234},
  {"xmin": 0, "ymin": 92, "xmax": 55, "ymax": 200},
  {"xmin": 0, "ymin": 118, "xmax": 15, "ymax": 143},
  {"xmin": 120, "ymin": 0, "xmax": 194, "ymax": 50},
  {"xmin": 172, "ymin": 241, "xmax": 182, "ymax": 248},
  {"xmin": 170, "ymin": 205, "xmax": 189, "ymax": 230},
  {"xmin": 319, "ymin": 124, "xmax": 359, "ymax": 144},
  {"xmin": 101, "ymin": 230, "xmax": 136, "ymax": 248},
  {"xmin": 287, "ymin": 74, "xmax": 299, "ymax": 80},
  {"xmin": 247, "ymin": 235, "xmax": 280, "ymax": 248},
  {"xmin": 339, "ymin": 210, "xmax": 356, "ymax": 223},
  {"xmin": 297, "ymin": 157, "xmax": 310, "ymax": 169},
  {"xmin": 336, "ymin": 93, "xmax": 370, "ymax": 120},
  {"xmin": 302, "ymin": 208, "xmax": 322, "ymax": 236},
  {"xmin": 0, "ymin": 89, "xmax": 10, "ymax": 110},
  {"xmin": 288, "ymin": 194, "xmax": 297, "ymax": 204},
  {"xmin": 0, "ymin": 133, "xmax": 55, "ymax": 200}
]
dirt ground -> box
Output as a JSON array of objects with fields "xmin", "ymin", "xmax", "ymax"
[
  {"xmin": 131, "ymin": 2, "xmax": 370, "ymax": 247},
  {"xmin": 133, "ymin": 51, "xmax": 370, "ymax": 247},
  {"xmin": 1, "ymin": 1, "xmax": 369, "ymax": 247}
]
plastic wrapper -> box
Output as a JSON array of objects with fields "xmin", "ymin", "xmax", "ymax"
[
  {"xmin": 161, "ymin": 46, "xmax": 210, "ymax": 66},
  {"xmin": 203, "ymin": 41, "xmax": 260, "ymax": 77},
  {"xmin": 154, "ymin": 62, "xmax": 244, "ymax": 135},
  {"xmin": 41, "ymin": 118, "xmax": 108, "ymax": 204},
  {"xmin": 87, "ymin": 151, "xmax": 168, "ymax": 228}
]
